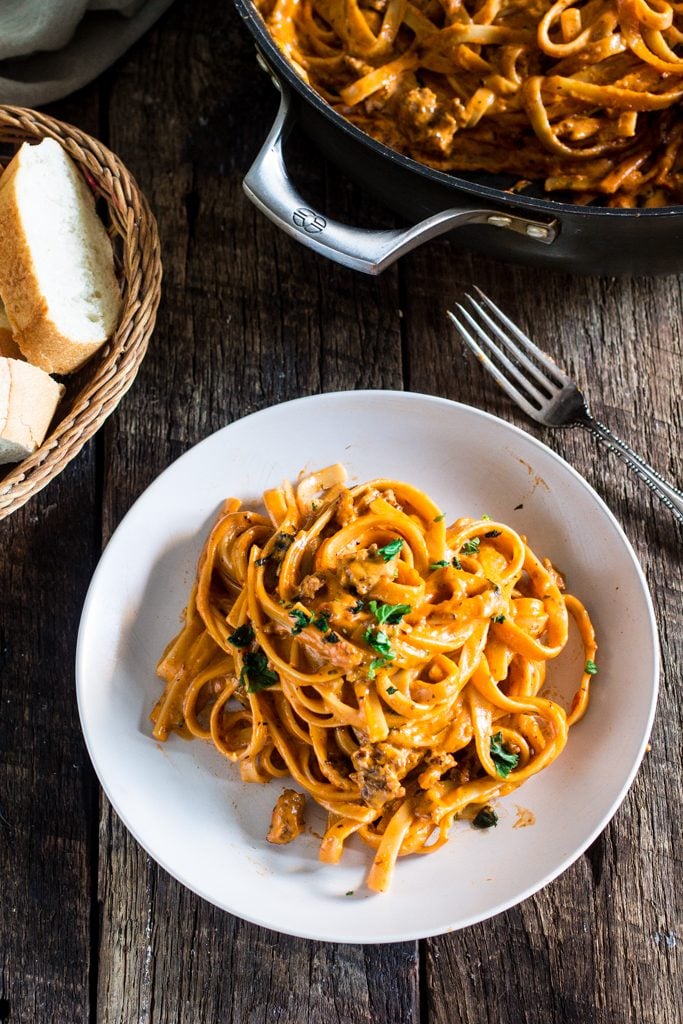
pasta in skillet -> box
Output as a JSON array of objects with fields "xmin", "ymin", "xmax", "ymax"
[
  {"xmin": 254, "ymin": 0, "xmax": 683, "ymax": 206},
  {"xmin": 152, "ymin": 466, "xmax": 597, "ymax": 892}
]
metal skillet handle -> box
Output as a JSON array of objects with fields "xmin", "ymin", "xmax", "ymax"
[{"xmin": 243, "ymin": 80, "xmax": 559, "ymax": 275}]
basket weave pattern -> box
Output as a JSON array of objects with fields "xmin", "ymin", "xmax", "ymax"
[{"xmin": 0, "ymin": 105, "xmax": 162, "ymax": 521}]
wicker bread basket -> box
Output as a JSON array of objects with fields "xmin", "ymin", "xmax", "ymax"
[{"xmin": 0, "ymin": 105, "xmax": 162, "ymax": 522}]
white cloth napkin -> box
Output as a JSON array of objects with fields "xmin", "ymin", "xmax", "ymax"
[{"xmin": 0, "ymin": 0, "xmax": 175, "ymax": 106}]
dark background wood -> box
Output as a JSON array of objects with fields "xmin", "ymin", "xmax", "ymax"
[{"xmin": 0, "ymin": 1, "xmax": 681, "ymax": 1022}]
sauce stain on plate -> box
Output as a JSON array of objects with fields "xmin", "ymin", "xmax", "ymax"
[{"xmin": 513, "ymin": 806, "xmax": 536, "ymax": 829}]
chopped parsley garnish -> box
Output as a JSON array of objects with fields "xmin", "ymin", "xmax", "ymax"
[
  {"xmin": 227, "ymin": 623, "xmax": 254, "ymax": 648},
  {"xmin": 461, "ymin": 538, "xmax": 481, "ymax": 556},
  {"xmin": 491, "ymin": 614, "xmax": 506, "ymax": 624},
  {"xmin": 364, "ymin": 627, "xmax": 393, "ymax": 657},
  {"xmin": 490, "ymin": 732, "xmax": 519, "ymax": 778},
  {"xmin": 368, "ymin": 656, "xmax": 393, "ymax": 679},
  {"xmin": 257, "ymin": 533, "xmax": 295, "ymax": 567},
  {"xmin": 452, "ymin": 556, "xmax": 462, "ymax": 570},
  {"xmin": 240, "ymin": 651, "xmax": 279, "ymax": 693},
  {"xmin": 273, "ymin": 532, "xmax": 295, "ymax": 554},
  {"xmin": 313, "ymin": 614, "xmax": 330, "ymax": 633},
  {"xmin": 351, "ymin": 599, "xmax": 365, "ymax": 614},
  {"xmin": 289, "ymin": 609, "xmax": 312, "ymax": 635},
  {"xmin": 481, "ymin": 514, "xmax": 491, "ymax": 520},
  {"xmin": 430, "ymin": 560, "xmax": 450, "ymax": 570},
  {"xmin": 472, "ymin": 806, "xmax": 499, "ymax": 829},
  {"xmin": 365, "ymin": 627, "xmax": 395, "ymax": 678},
  {"xmin": 585, "ymin": 659, "xmax": 598, "ymax": 675},
  {"xmin": 386, "ymin": 685, "xmax": 398, "ymax": 695},
  {"xmin": 377, "ymin": 538, "xmax": 403, "ymax": 561},
  {"xmin": 433, "ymin": 513, "xmax": 446, "ymax": 522},
  {"xmin": 324, "ymin": 632, "xmax": 340, "ymax": 644},
  {"xmin": 485, "ymin": 529, "xmax": 502, "ymax": 538},
  {"xmin": 367, "ymin": 600, "xmax": 411, "ymax": 625}
]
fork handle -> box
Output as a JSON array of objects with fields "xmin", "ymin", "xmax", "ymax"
[{"xmin": 582, "ymin": 418, "xmax": 683, "ymax": 524}]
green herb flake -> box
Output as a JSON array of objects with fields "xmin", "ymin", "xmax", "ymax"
[
  {"xmin": 472, "ymin": 806, "xmax": 499, "ymax": 829},
  {"xmin": 377, "ymin": 538, "xmax": 404, "ymax": 562},
  {"xmin": 386, "ymin": 685, "xmax": 398, "ymax": 695},
  {"xmin": 485, "ymin": 529, "xmax": 502, "ymax": 538},
  {"xmin": 490, "ymin": 731, "xmax": 519, "ymax": 778},
  {"xmin": 351, "ymin": 599, "xmax": 365, "ymax": 614},
  {"xmin": 364, "ymin": 627, "xmax": 393, "ymax": 658},
  {"xmin": 273, "ymin": 532, "xmax": 296, "ymax": 553},
  {"xmin": 240, "ymin": 651, "xmax": 279, "ymax": 693},
  {"xmin": 461, "ymin": 538, "xmax": 481, "ymax": 556},
  {"xmin": 491, "ymin": 614, "xmax": 506, "ymax": 624},
  {"xmin": 433, "ymin": 513, "xmax": 446, "ymax": 522},
  {"xmin": 481, "ymin": 514, "xmax": 492, "ymax": 521},
  {"xmin": 368, "ymin": 656, "xmax": 393, "ymax": 679},
  {"xmin": 452, "ymin": 556, "xmax": 462, "ymax": 570},
  {"xmin": 345, "ymin": 890, "xmax": 354, "ymax": 896},
  {"xmin": 324, "ymin": 632, "xmax": 340, "ymax": 644},
  {"xmin": 585, "ymin": 660, "xmax": 598, "ymax": 675},
  {"xmin": 367, "ymin": 600, "xmax": 412, "ymax": 626},
  {"xmin": 430, "ymin": 560, "xmax": 450, "ymax": 570},
  {"xmin": 227, "ymin": 623, "xmax": 255, "ymax": 648},
  {"xmin": 313, "ymin": 614, "xmax": 330, "ymax": 633},
  {"xmin": 289, "ymin": 609, "xmax": 312, "ymax": 635}
]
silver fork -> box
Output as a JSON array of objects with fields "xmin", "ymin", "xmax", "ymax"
[{"xmin": 447, "ymin": 286, "xmax": 683, "ymax": 525}]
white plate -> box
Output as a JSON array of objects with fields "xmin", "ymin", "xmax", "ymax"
[{"xmin": 76, "ymin": 391, "xmax": 659, "ymax": 943}]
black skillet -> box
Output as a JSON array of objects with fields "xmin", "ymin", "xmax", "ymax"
[{"xmin": 234, "ymin": 0, "xmax": 683, "ymax": 275}]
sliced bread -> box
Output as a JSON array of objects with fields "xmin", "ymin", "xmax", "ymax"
[
  {"xmin": 0, "ymin": 138, "xmax": 122, "ymax": 375},
  {"xmin": 0, "ymin": 357, "xmax": 65, "ymax": 465}
]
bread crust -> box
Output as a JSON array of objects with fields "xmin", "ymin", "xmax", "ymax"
[
  {"xmin": 0, "ymin": 142, "xmax": 121, "ymax": 375},
  {"xmin": 0, "ymin": 327, "xmax": 23, "ymax": 360}
]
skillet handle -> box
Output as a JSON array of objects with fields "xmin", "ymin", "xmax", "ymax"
[{"xmin": 243, "ymin": 85, "xmax": 559, "ymax": 275}]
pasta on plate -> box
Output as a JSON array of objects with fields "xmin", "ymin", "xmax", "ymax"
[
  {"xmin": 254, "ymin": 0, "xmax": 683, "ymax": 206},
  {"xmin": 152, "ymin": 466, "xmax": 597, "ymax": 892}
]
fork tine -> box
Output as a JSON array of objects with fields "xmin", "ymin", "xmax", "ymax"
[
  {"xmin": 446, "ymin": 308, "xmax": 543, "ymax": 422},
  {"xmin": 471, "ymin": 286, "xmax": 570, "ymax": 389},
  {"xmin": 463, "ymin": 292, "xmax": 564, "ymax": 396},
  {"xmin": 453, "ymin": 302, "xmax": 550, "ymax": 407}
]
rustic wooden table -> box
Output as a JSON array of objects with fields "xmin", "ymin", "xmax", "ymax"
[{"xmin": 1, "ymin": 1, "xmax": 681, "ymax": 1021}]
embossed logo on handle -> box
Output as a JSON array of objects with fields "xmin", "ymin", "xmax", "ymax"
[{"xmin": 292, "ymin": 208, "xmax": 326, "ymax": 234}]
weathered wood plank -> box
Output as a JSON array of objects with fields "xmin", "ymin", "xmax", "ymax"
[{"xmin": 0, "ymin": 465, "xmax": 99, "ymax": 1024}]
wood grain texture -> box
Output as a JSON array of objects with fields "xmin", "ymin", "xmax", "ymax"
[
  {"xmin": 0, "ymin": 463, "xmax": 99, "ymax": 1024},
  {"xmin": 0, "ymin": 0, "xmax": 680, "ymax": 1020}
]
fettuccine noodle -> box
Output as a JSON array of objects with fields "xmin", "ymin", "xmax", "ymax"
[
  {"xmin": 152, "ymin": 466, "xmax": 597, "ymax": 892},
  {"xmin": 254, "ymin": 0, "xmax": 683, "ymax": 206}
]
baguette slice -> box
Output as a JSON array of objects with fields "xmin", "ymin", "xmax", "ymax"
[
  {"xmin": 0, "ymin": 138, "xmax": 122, "ymax": 375},
  {"xmin": 0, "ymin": 299, "xmax": 23, "ymax": 360},
  {"xmin": 0, "ymin": 357, "xmax": 65, "ymax": 465}
]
